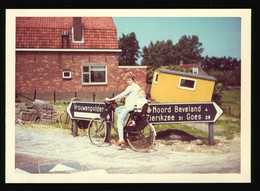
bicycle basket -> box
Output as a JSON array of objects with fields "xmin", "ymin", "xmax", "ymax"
[
  {"xmin": 100, "ymin": 105, "xmax": 109, "ymax": 118},
  {"xmin": 110, "ymin": 102, "xmax": 118, "ymax": 110}
]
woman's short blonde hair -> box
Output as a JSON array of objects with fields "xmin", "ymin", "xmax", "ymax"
[
  {"xmin": 125, "ymin": 72, "xmax": 136, "ymax": 80},
  {"xmin": 139, "ymin": 89, "xmax": 146, "ymax": 96}
]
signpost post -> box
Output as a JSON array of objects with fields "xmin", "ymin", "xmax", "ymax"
[
  {"xmin": 72, "ymin": 119, "xmax": 78, "ymax": 137},
  {"xmin": 67, "ymin": 101, "xmax": 223, "ymax": 144},
  {"xmin": 208, "ymin": 122, "xmax": 215, "ymax": 145}
]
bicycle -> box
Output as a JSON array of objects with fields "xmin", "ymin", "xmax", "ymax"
[
  {"xmin": 88, "ymin": 100, "xmax": 156, "ymax": 152},
  {"xmin": 59, "ymin": 97, "xmax": 89, "ymax": 133}
]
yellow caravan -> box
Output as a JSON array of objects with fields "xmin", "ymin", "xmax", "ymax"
[{"xmin": 150, "ymin": 68, "xmax": 216, "ymax": 102}]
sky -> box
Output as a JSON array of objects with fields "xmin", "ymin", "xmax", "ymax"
[{"xmin": 113, "ymin": 17, "xmax": 241, "ymax": 64}]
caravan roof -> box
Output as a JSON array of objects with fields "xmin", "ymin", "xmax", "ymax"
[{"xmin": 157, "ymin": 68, "xmax": 216, "ymax": 81}]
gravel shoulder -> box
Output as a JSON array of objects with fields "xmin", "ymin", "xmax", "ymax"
[{"xmin": 15, "ymin": 124, "xmax": 240, "ymax": 174}]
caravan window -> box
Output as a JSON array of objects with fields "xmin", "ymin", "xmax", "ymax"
[
  {"xmin": 154, "ymin": 72, "xmax": 159, "ymax": 84},
  {"xmin": 178, "ymin": 77, "xmax": 197, "ymax": 91}
]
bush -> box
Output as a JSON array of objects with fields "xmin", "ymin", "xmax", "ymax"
[
  {"xmin": 212, "ymin": 83, "xmax": 224, "ymax": 106},
  {"xmin": 207, "ymin": 70, "xmax": 240, "ymax": 86},
  {"xmin": 146, "ymin": 66, "xmax": 155, "ymax": 84}
]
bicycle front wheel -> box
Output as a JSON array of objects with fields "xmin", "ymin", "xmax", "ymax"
[
  {"xmin": 59, "ymin": 111, "xmax": 72, "ymax": 131},
  {"xmin": 88, "ymin": 117, "xmax": 107, "ymax": 146},
  {"xmin": 126, "ymin": 121, "xmax": 156, "ymax": 152}
]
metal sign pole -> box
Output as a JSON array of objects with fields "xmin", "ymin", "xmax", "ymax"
[
  {"xmin": 72, "ymin": 119, "xmax": 78, "ymax": 137},
  {"xmin": 208, "ymin": 122, "xmax": 214, "ymax": 145},
  {"xmin": 105, "ymin": 123, "xmax": 111, "ymax": 143}
]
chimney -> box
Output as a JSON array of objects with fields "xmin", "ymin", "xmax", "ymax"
[
  {"xmin": 197, "ymin": 62, "xmax": 201, "ymax": 68},
  {"xmin": 179, "ymin": 60, "xmax": 183, "ymax": 66},
  {"xmin": 73, "ymin": 17, "xmax": 83, "ymax": 41}
]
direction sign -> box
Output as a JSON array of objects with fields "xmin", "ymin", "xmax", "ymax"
[
  {"xmin": 67, "ymin": 101, "xmax": 223, "ymax": 123},
  {"xmin": 147, "ymin": 102, "xmax": 223, "ymax": 124},
  {"xmin": 67, "ymin": 101, "xmax": 112, "ymax": 120}
]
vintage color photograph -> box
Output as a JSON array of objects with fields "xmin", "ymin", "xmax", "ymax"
[{"xmin": 6, "ymin": 9, "xmax": 251, "ymax": 183}]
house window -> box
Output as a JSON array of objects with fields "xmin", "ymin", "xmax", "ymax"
[
  {"xmin": 178, "ymin": 77, "xmax": 197, "ymax": 91},
  {"xmin": 82, "ymin": 64, "xmax": 107, "ymax": 85},
  {"xmin": 154, "ymin": 72, "xmax": 159, "ymax": 84},
  {"xmin": 62, "ymin": 69, "xmax": 71, "ymax": 79},
  {"xmin": 192, "ymin": 67, "xmax": 198, "ymax": 74}
]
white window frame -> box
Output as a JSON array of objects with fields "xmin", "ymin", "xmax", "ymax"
[
  {"xmin": 178, "ymin": 77, "xmax": 197, "ymax": 91},
  {"xmin": 72, "ymin": 27, "xmax": 84, "ymax": 43},
  {"xmin": 153, "ymin": 72, "xmax": 159, "ymax": 84},
  {"xmin": 192, "ymin": 67, "xmax": 198, "ymax": 74},
  {"xmin": 62, "ymin": 70, "xmax": 72, "ymax": 79},
  {"xmin": 82, "ymin": 63, "xmax": 107, "ymax": 85}
]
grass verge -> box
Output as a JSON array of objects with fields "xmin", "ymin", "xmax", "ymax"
[{"xmin": 16, "ymin": 89, "xmax": 241, "ymax": 141}]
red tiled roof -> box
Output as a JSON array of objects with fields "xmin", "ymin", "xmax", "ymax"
[
  {"xmin": 176, "ymin": 63, "xmax": 208, "ymax": 76},
  {"xmin": 176, "ymin": 64, "xmax": 195, "ymax": 70},
  {"xmin": 16, "ymin": 17, "xmax": 118, "ymax": 49}
]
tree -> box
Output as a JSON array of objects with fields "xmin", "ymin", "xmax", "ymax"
[
  {"xmin": 141, "ymin": 40, "xmax": 176, "ymax": 67},
  {"xmin": 202, "ymin": 56, "xmax": 241, "ymax": 72},
  {"xmin": 141, "ymin": 36, "xmax": 204, "ymax": 84},
  {"xmin": 174, "ymin": 35, "xmax": 204, "ymax": 64},
  {"xmin": 118, "ymin": 32, "xmax": 140, "ymax": 66},
  {"xmin": 203, "ymin": 56, "xmax": 241, "ymax": 86},
  {"xmin": 141, "ymin": 35, "xmax": 204, "ymax": 67}
]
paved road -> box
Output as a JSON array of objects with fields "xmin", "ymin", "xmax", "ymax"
[{"xmin": 15, "ymin": 126, "xmax": 240, "ymax": 174}]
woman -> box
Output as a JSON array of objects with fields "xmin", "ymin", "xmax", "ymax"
[{"xmin": 105, "ymin": 72, "xmax": 140, "ymax": 146}]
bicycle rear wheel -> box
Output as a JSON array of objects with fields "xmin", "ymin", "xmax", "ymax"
[
  {"xmin": 126, "ymin": 121, "xmax": 156, "ymax": 152},
  {"xmin": 59, "ymin": 111, "xmax": 72, "ymax": 131},
  {"xmin": 88, "ymin": 117, "xmax": 107, "ymax": 146}
]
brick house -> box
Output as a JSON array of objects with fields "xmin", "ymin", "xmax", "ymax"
[
  {"xmin": 177, "ymin": 60, "xmax": 208, "ymax": 76},
  {"xmin": 16, "ymin": 17, "xmax": 147, "ymax": 101}
]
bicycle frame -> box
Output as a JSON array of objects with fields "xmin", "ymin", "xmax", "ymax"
[{"xmin": 102, "ymin": 106, "xmax": 133, "ymax": 137}]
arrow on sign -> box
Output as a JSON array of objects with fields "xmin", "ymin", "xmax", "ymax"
[{"xmin": 206, "ymin": 102, "xmax": 223, "ymax": 122}]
